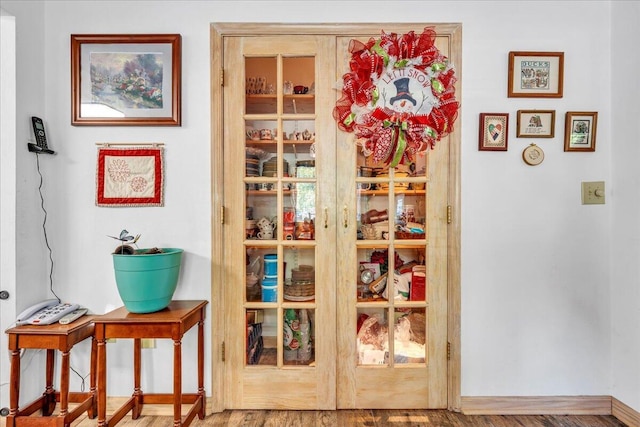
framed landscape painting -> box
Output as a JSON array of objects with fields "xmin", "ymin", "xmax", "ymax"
[{"xmin": 71, "ymin": 34, "xmax": 181, "ymax": 126}]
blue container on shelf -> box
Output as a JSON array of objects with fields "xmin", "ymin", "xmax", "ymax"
[
  {"xmin": 263, "ymin": 253, "xmax": 277, "ymax": 276},
  {"xmin": 261, "ymin": 276, "xmax": 277, "ymax": 302}
]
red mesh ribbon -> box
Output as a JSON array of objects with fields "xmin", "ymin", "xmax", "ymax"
[
  {"xmin": 333, "ymin": 27, "xmax": 459, "ymax": 166},
  {"xmin": 363, "ymin": 109, "xmax": 434, "ymax": 164}
]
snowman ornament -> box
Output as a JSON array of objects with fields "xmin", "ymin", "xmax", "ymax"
[
  {"xmin": 377, "ymin": 73, "xmax": 438, "ymax": 118},
  {"xmin": 389, "ymin": 77, "xmax": 418, "ymax": 114}
]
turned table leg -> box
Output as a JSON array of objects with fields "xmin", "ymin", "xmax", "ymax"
[
  {"xmin": 42, "ymin": 349, "xmax": 56, "ymax": 416},
  {"xmin": 173, "ymin": 337, "xmax": 182, "ymax": 427},
  {"xmin": 89, "ymin": 336, "xmax": 98, "ymax": 418},
  {"xmin": 58, "ymin": 349, "xmax": 70, "ymax": 419},
  {"xmin": 7, "ymin": 346, "xmax": 20, "ymax": 427},
  {"xmin": 198, "ymin": 317, "xmax": 205, "ymax": 419},
  {"xmin": 97, "ymin": 334, "xmax": 107, "ymax": 427},
  {"xmin": 132, "ymin": 338, "xmax": 142, "ymax": 419}
]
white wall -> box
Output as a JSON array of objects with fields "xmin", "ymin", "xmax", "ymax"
[
  {"xmin": 611, "ymin": 1, "xmax": 640, "ymax": 413},
  {"xmin": 460, "ymin": 4, "xmax": 613, "ymax": 397},
  {"xmin": 0, "ymin": 0, "xmax": 637, "ymax": 413},
  {"xmin": 0, "ymin": 8, "xmax": 18, "ymax": 411},
  {"xmin": 0, "ymin": 1, "xmax": 50, "ymax": 408}
]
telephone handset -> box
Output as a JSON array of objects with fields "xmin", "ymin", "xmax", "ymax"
[
  {"xmin": 28, "ymin": 116, "xmax": 55, "ymax": 154},
  {"xmin": 16, "ymin": 299, "xmax": 79, "ymax": 326}
]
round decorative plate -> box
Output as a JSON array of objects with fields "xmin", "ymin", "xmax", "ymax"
[{"xmin": 523, "ymin": 144, "xmax": 544, "ymax": 166}]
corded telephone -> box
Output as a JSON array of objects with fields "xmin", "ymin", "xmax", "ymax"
[{"xmin": 15, "ymin": 299, "xmax": 82, "ymax": 326}]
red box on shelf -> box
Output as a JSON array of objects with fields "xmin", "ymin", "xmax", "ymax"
[{"xmin": 410, "ymin": 265, "xmax": 426, "ymax": 301}]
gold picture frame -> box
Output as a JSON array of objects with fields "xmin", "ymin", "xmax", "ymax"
[{"xmin": 71, "ymin": 34, "xmax": 182, "ymax": 126}]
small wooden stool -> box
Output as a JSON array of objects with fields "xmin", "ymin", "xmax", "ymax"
[{"xmin": 5, "ymin": 316, "xmax": 96, "ymax": 427}]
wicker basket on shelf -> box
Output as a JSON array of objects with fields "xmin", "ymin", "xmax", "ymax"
[
  {"xmin": 284, "ymin": 280, "xmax": 315, "ymax": 301},
  {"xmin": 285, "ymin": 265, "xmax": 315, "ymax": 301}
]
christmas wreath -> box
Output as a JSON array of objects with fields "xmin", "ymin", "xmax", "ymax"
[{"xmin": 333, "ymin": 27, "xmax": 459, "ymax": 167}]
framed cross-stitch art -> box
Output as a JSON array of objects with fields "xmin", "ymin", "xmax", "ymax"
[
  {"xmin": 516, "ymin": 110, "xmax": 555, "ymax": 138},
  {"xmin": 564, "ymin": 112, "xmax": 598, "ymax": 152},
  {"xmin": 479, "ymin": 113, "xmax": 509, "ymax": 151},
  {"xmin": 508, "ymin": 51, "xmax": 564, "ymax": 98},
  {"xmin": 71, "ymin": 34, "xmax": 181, "ymax": 126}
]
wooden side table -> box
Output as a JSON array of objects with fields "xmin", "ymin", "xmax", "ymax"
[
  {"xmin": 5, "ymin": 316, "xmax": 97, "ymax": 427},
  {"xmin": 94, "ymin": 300, "xmax": 208, "ymax": 427}
]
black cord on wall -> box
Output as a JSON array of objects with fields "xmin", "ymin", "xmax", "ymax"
[
  {"xmin": 34, "ymin": 152, "xmax": 89, "ymax": 387},
  {"xmin": 35, "ymin": 152, "xmax": 60, "ymax": 303}
]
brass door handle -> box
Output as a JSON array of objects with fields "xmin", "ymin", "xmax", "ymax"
[{"xmin": 343, "ymin": 206, "xmax": 348, "ymax": 228}]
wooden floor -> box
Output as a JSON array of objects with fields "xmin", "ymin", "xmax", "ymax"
[{"xmin": 69, "ymin": 409, "xmax": 629, "ymax": 426}]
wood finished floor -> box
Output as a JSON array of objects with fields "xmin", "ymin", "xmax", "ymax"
[{"xmin": 69, "ymin": 410, "xmax": 629, "ymax": 426}]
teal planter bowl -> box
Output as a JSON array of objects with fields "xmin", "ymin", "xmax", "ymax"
[{"xmin": 112, "ymin": 248, "xmax": 184, "ymax": 313}]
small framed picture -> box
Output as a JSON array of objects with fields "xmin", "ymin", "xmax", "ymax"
[
  {"xmin": 508, "ymin": 51, "xmax": 564, "ymax": 98},
  {"xmin": 516, "ymin": 110, "xmax": 556, "ymax": 138},
  {"xmin": 564, "ymin": 112, "xmax": 598, "ymax": 152},
  {"xmin": 479, "ymin": 113, "xmax": 509, "ymax": 151}
]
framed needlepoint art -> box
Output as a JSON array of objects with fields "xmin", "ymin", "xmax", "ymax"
[
  {"xmin": 564, "ymin": 111, "xmax": 598, "ymax": 152},
  {"xmin": 96, "ymin": 145, "xmax": 164, "ymax": 207},
  {"xmin": 479, "ymin": 113, "xmax": 509, "ymax": 151},
  {"xmin": 517, "ymin": 110, "xmax": 555, "ymax": 138},
  {"xmin": 508, "ymin": 51, "xmax": 564, "ymax": 98}
]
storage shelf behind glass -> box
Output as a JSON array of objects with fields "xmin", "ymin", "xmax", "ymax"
[
  {"xmin": 246, "ymin": 140, "xmax": 315, "ymax": 154},
  {"xmin": 246, "ymin": 94, "xmax": 315, "ymax": 114}
]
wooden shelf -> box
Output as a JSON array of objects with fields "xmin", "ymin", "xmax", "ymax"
[
  {"xmin": 357, "ymin": 189, "xmax": 426, "ymax": 196},
  {"xmin": 245, "ymin": 190, "xmax": 292, "ymax": 196},
  {"xmin": 246, "ymin": 94, "xmax": 315, "ymax": 114},
  {"xmin": 356, "ymin": 239, "xmax": 428, "ymax": 247},
  {"xmin": 246, "ymin": 139, "xmax": 315, "ymax": 153},
  {"xmin": 356, "ymin": 296, "xmax": 389, "ymax": 304}
]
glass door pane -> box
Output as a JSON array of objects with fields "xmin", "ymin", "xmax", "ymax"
[
  {"xmin": 336, "ymin": 30, "xmax": 451, "ymax": 409},
  {"xmin": 245, "ymin": 57, "xmax": 277, "ymax": 115},
  {"xmin": 244, "ymin": 53, "xmax": 318, "ymax": 368},
  {"xmin": 354, "ymin": 163, "xmax": 429, "ymax": 368},
  {"xmin": 225, "ymin": 34, "xmax": 336, "ymax": 409}
]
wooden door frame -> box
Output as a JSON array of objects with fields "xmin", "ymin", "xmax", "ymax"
[{"xmin": 210, "ymin": 22, "xmax": 461, "ymax": 413}]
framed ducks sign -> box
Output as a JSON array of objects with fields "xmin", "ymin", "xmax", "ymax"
[{"xmin": 333, "ymin": 27, "xmax": 459, "ymax": 167}]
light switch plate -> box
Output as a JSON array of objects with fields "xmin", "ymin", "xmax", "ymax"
[{"xmin": 582, "ymin": 181, "xmax": 605, "ymax": 205}]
